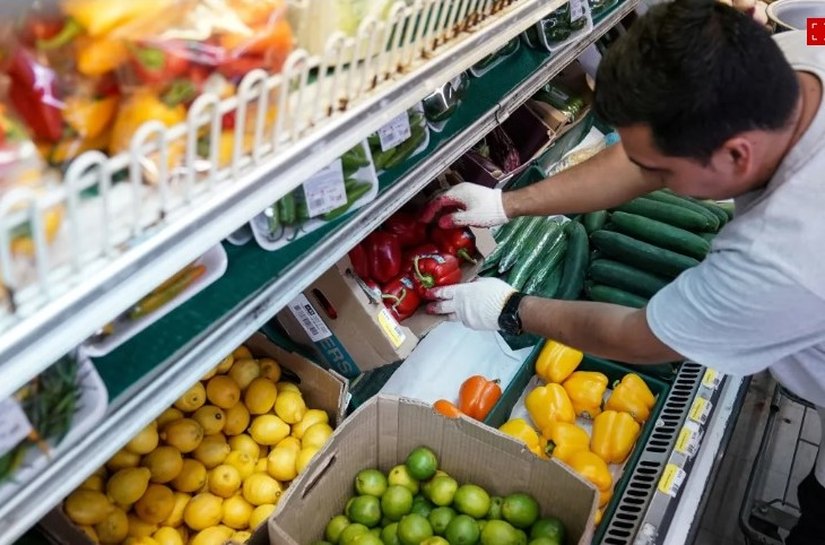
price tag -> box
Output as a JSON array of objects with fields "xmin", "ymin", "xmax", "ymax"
[
  {"xmin": 569, "ymin": 0, "xmax": 585, "ymax": 22},
  {"xmin": 377, "ymin": 308, "xmax": 407, "ymax": 349},
  {"xmin": 288, "ymin": 294, "xmax": 333, "ymax": 342},
  {"xmin": 0, "ymin": 397, "xmax": 33, "ymax": 457},
  {"xmin": 702, "ymin": 368, "xmax": 722, "ymax": 391},
  {"xmin": 675, "ymin": 421, "xmax": 703, "ymax": 458},
  {"xmin": 378, "ymin": 112, "xmax": 412, "ymax": 151},
  {"xmin": 658, "ymin": 463, "xmax": 686, "ymax": 497},
  {"xmin": 689, "ymin": 396, "xmax": 713, "ymax": 425},
  {"xmin": 303, "ymin": 158, "xmax": 347, "ymax": 218}
]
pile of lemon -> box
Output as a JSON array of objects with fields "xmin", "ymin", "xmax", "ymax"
[{"xmin": 62, "ymin": 345, "xmax": 334, "ymax": 545}]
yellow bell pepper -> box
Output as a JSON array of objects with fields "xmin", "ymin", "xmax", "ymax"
[
  {"xmin": 499, "ymin": 418, "xmax": 547, "ymax": 458},
  {"xmin": 595, "ymin": 509, "xmax": 603, "ymax": 525},
  {"xmin": 109, "ymin": 90, "xmax": 187, "ymax": 154},
  {"xmin": 11, "ymin": 206, "xmax": 64, "ymax": 256},
  {"xmin": 62, "ymin": 0, "xmax": 172, "ymax": 37},
  {"xmin": 526, "ymin": 383, "xmax": 576, "ymax": 433},
  {"xmin": 535, "ymin": 340, "xmax": 583, "ymax": 384},
  {"xmin": 544, "ymin": 421, "xmax": 590, "ymax": 464},
  {"xmin": 566, "ymin": 450, "xmax": 613, "ymax": 507},
  {"xmin": 563, "ymin": 371, "xmax": 608, "ymax": 419},
  {"xmin": 605, "ymin": 373, "xmax": 656, "ymax": 423},
  {"xmin": 76, "ymin": 36, "xmax": 129, "ymax": 77},
  {"xmin": 590, "ymin": 410, "xmax": 641, "ymax": 464}
]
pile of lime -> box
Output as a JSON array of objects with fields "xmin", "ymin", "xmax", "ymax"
[{"xmin": 312, "ymin": 446, "xmax": 566, "ymax": 545}]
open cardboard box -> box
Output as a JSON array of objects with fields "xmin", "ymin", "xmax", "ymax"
[
  {"xmin": 39, "ymin": 333, "xmax": 349, "ymax": 545},
  {"xmin": 275, "ymin": 227, "xmax": 497, "ymax": 379},
  {"xmin": 526, "ymin": 62, "xmax": 594, "ymax": 138},
  {"xmin": 269, "ymin": 395, "xmax": 598, "ymax": 545}
]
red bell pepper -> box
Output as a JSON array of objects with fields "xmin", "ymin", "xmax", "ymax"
[
  {"xmin": 383, "ymin": 212, "xmax": 428, "ymax": 249},
  {"xmin": 431, "ymin": 226, "xmax": 478, "ymax": 264},
  {"xmin": 348, "ymin": 242, "xmax": 371, "ymax": 280},
  {"xmin": 381, "ymin": 274, "xmax": 421, "ymax": 321},
  {"xmin": 413, "ymin": 253, "xmax": 462, "ymax": 295},
  {"xmin": 128, "ymin": 42, "xmax": 190, "ymax": 86},
  {"xmin": 401, "ymin": 243, "xmax": 439, "ymax": 273},
  {"xmin": 5, "ymin": 48, "xmax": 64, "ymax": 142},
  {"xmin": 366, "ymin": 231, "xmax": 402, "ymax": 284}
]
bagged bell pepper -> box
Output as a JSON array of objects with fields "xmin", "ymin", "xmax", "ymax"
[
  {"xmin": 401, "ymin": 243, "xmax": 439, "ymax": 272},
  {"xmin": 590, "ymin": 410, "xmax": 641, "ymax": 465},
  {"xmin": 431, "ymin": 226, "xmax": 478, "ymax": 264},
  {"xmin": 383, "ymin": 211, "xmax": 428, "ymax": 249},
  {"xmin": 412, "ymin": 253, "xmax": 462, "ymax": 295},
  {"xmin": 563, "ymin": 371, "xmax": 609, "ymax": 419},
  {"xmin": 381, "ymin": 275, "xmax": 421, "ymax": 321},
  {"xmin": 544, "ymin": 421, "xmax": 590, "ymax": 464},
  {"xmin": 109, "ymin": 88, "xmax": 187, "ymax": 154},
  {"xmin": 348, "ymin": 242, "xmax": 371, "ymax": 280},
  {"xmin": 459, "ymin": 375, "xmax": 501, "ymax": 421},
  {"xmin": 535, "ymin": 340, "xmax": 583, "ymax": 384},
  {"xmin": 566, "ymin": 450, "xmax": 613, "ymax": 508},
  {"xmin": 5, "ymin": 48, "xmax": 64, "ymax": 143},
  {"xmin": 525, "ymin": 383, "xmax": 576, "ymax": 433},
  {"xmin": 499, "ymin": 418, "xmax": 547, "ymax": 458},
  {"xmin": 605, "ymin": 373, "xmax": 656, "ymax": 424},
  {"xmin": 62, "ymin": 0, "xmax": 173, "ymax": 37},
  {"xmin": 365, "ymin": 231, "xmax": 402, "ymax": 284}
]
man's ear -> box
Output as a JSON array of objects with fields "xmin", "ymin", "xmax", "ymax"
[{"xmin": 720, "ymin": 136, "xmax": 754, "ymax": 176}]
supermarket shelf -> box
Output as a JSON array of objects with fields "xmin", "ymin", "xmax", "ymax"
[{"xmin": 0, "ymin": 5, "xmax": 639, "ymax": 543}]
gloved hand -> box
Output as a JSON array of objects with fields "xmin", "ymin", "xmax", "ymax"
[
  {"xmin": 420, "ymin": 182, "xmax": 509, "ymax": 229},
  {"xmin": 426, "ymin": 277, "xmax": 516, "ymax": 331}
]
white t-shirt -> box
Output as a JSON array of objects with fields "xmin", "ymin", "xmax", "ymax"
[{"xmin": 647, "ymin": 31, "xmax": 825, "ymax": 406}]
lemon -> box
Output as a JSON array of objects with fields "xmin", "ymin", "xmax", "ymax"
[
  {"xmin": 161, "ymin": 492, "xmax": 190, "ymax": 527},
  {"xmin": 93, "ymin": 466, "xmax": 108, "ymax": 479},
  {"xmin": 190, "ymin": 526, "xmax": 233, "ymax": 545},
  {"xmin": 223, "ymin": 403, "xmax": 250, "ymax": 436},
  {"xmin": 276, "ymin": 436, "xmax": 302, "ymax": 454},
  {"xmin": 290, "ymin": 409, "xmax": 329, "ymax": 440},
  {"xmin": 156, "ymin": 408, "xmax": 184, "ymax": 429},
  {"xmin": 126, "ymin": 423, "xmax": 160, "ymax": 455},
  {"xmin": 171, "ymin": 460, "xmax": 207, "ymax": 493},
  {"xmin": 192, "ymin": 434, "xmax": 231, "ymax": 469},
  {"xmin": 107, "ymin": 467, "xmax": 152, "ymax": 506},
  {"xmin": 152, "ymin": 527, "xmax": 184, "ymax": 545},
  {"xmin": 161, "ymin": 419, "xmax": 204, "ymax": 453},
  {"xmin": 64, "ymin": 489, "xmax": 114, "ymax": 526},
  {"xmin": 78, "ymin": 526, "xmax": 99, "ymax": 543},
  {"xmin": 276, "ymin": 382, "xmax": 301, "ymax": 394},
  {"xmin": 216, "ymin": 355, "xmax": 235, "ymax": 374},
  {"xmin": 107, "ymin": 448, "xmax": 141, "ymax": 471},
  {"xmin": 267, "ymin": 447, "xmax": 298, "ymax": 482},
  {"xmin": 209, "ymin": 464, "xmax": 242, "ymax": 498},
  {"xmin": 206, "ymin": 375, "xmax": 241, "ymax": 409},
  {"xmin": 193, "ymin": 405, "xmax": 226, "ymax": 435},
  {"xmin": 242, "ymin": 473, "xmax": 282, "ymax": 506},
  {"xmin": 224, "ymin": 451, "xmax": 256, "ymax": 480},
  {"xmin": 231, "ymin": 530, "xmax": 252, "ymax": 543},
  {"xmin": 142, "ymin": 446, "xmax": 184, "ymax": 484},
  {"xmin": 184, "ymin": 493, "xmax": 224, "ymax": 531},
  {"xmin": 227, "ymin": 434, "xmax": 260, "ymax": 460},
  {"xmin": 295, "ymin": 446, "xmax": 319, "ymax": 475},
  {"xmin": 201, "ymin": 367, "xmax": 217, "ymax": 381},
  {"xmin": 255, "ymin": 458, "xmax": 268, "ymax": 473},
  {"xmin": 135, "ymin": 484, "xmax": 175, "ymax": 524},
  {"xmin": 127, "ymin": 514, "xmax": 158, "ymax": 538},
  {"xmin": 222, "ymin": 495, "xmax": 254, "ymax": 530},
  {"xmin": 274, "ymin": 392, "xmax": 307, "ymax": 424},
  {"xmin": 259, "ymin": 358, "xmax": 281, "ymax": 383},
  {"xmin": 173, "ymin": 382, "xmax": 206, "ymax": 413},
  {"xmin": 94, "ymin": 507, "xmax": 129, "ymax": 544},
  {"xmin": 175, "ymin": 526, "xmax": 189, "ymax": 543},
  {"xmin": 244, "ymin": 377, "xmax": 278, "ymax": 415},
  {"xmin": 249, "ymin": 415, "xmax": 290, "ymax": 446},
  {"xmin": 301, "ymin": 423, "xmax": 333, "ymax": 450},
  {"xmin": 248, "ymin": 504, "xmax": 276, "ymax": 528},
  {"xmin": 124, "ymin": 537, "xmax": 159, "ymax": 545},
  {"xmin": 229, "ymin": 359, "xmax": 260, "ymax": 390},
  {"xmin": 80, "ymin": 474, "xmax": 106, "ymax": 493},
  {"xmin": 233, "ymin": 346, "xmax": 253, "ymax": 360}
]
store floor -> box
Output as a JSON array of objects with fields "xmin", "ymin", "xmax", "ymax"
[{"xmin": 695, "ymin": 373, "xmax": 822, "ymax": 545}]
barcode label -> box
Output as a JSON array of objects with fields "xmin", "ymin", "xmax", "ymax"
[
  {"xmin": 570, "ymin": 0, "xmax": 585, "ymax": 21},
  {"xmin": 675, "ymin": 421, "xmax": 702, "ymax": 458},
  {"xmin": 377, "ymin": 308, "xmax": 407, "ymax": 349},
  {"xmin": 303, "ymin": 158, "xmax": 347, "ymax": 218},
  {"xmin": 702, "ymin": 368, "xmax": 722, "ymax": 390},
  {"xmin": 378, "ymin": 112, "xmax": 412, "ymax": 151},
  {"xmin": 689, "ymin": 397, "xmax": 713, "ymax": 425},
  {"xmin": 288, "ymin": 294, "xmax": 332, "ymax": 342},
  {"xmin": 658, "ymin": 463, "xmax": 686, "ymax": 497},
  {"xmin": 0, "ymin": 397, "xmax": 33, "ymax": 457}
]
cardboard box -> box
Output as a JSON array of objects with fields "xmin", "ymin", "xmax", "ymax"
[
  {"xmin": 275, "ymin": 228, "xmax": 497, "ymax": 378},
  {"xmin": 39, "ymin": 333, "xmax": 349, "ymax": 545},
  {"xmin": 269, "ymin": 395, "xmax": 598, "ymax": 545}
]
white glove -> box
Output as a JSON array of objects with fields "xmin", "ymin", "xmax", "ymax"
[
  {"xmin": 426, "ymin": 277, "xmax": 516, "ymax": 331},
  {"xmin": 420, "ymin": 183, "xmax": 509, "ymax": 229}
]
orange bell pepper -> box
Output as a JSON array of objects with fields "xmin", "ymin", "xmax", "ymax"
[
  {"xmin": 590, "ymin": 410, "xmax": 641, "ymax": 464},
  {"xmin": 458, "ymin": 375, "xmax": 501, "ymax": 421},
  {"xmin": 433, "ymin": 399, "xmax": 462, "ymax": 419},
  {"xmin": 544, "ymin": 421, "xmax": 590, "ymax": 465},
  {"xmin": 563, "ymin": 371, "xmax": 609, "ymax": 419},
  {"xmin": 534, "ymin": 340, "xmax": 583, "ymax": 384},
  {"xmin": 525, "ymin": 383, "xmax": 576, "ymax": 433},
  {"xmin": 605, "ymin": 373, "xmax": 656, "ymax": 424}
]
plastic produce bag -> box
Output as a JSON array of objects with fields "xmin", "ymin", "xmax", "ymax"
[{"xmin": 287, "ymin": 0, "xmax": 398, "ymax": 56}]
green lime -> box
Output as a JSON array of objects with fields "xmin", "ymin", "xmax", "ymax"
[
  {"xmin": 528, "ymin": 538, "xmax": 560, "ymax": 545},
  {"xmin": 397, "ymin": 513, "xmax": 434, "ymax": 545},
  {"xmin": 502, "ymin": 493, "xmax": 539, "ymax": 529},
  {"xmin": 339, "ymin": 523, "xmax": 370, "ymax": 545},
  {"xmin": 355, "ymin": 469, "xmax": 389, "ymax": 497},
  {"xmin": 420, "ymin": 538, "xmax": 450, "ymax": 545},
  {"xmin": 411, "ymin": 495, "xmax": 435, "ymax": 518},
  {"xmin": 326, "ymin": 514, "xmax": 351, "ymax": 543},
  {"xmin": 478, "ymin": 520, "xmax": 487, "ymax": 534},
  {"xmin": 347, "ymin": 495, "xmax": 382, "ymax": 528},
  {"xmin": 529, "ymin": 517, "xmax": 565, "ymax": 542},
  {"xmin": 515, "ymin": 529, "xmax": 528, "ymax": 545},
  {"xmin": 426, "ymin": 476, "xmax": 458, "ymax": 507},
  {"xmin": 312, "ymin": 542, "xmax": 333, "ymax": 545},
  {"xmin": 445, "ymin": 514, "xmax": 480, "ymax": 545},
  {"xmin": 405, "ymin": 446, "xmax": 439, "ymax": 481},
  {"xmin": 428, "ymin": 506, "xmax": 456, "ymax": 535},
  {"xmin": 381, "ymin": 522, "xmax": 401, "ymax": 545},
  {"xmin": 454, "ymin": 484, "xmax": 491, "ymax": 519},
  {"xmin": 487, "ymin": 497, "xmax": 503, "ymax": 520},
  {"xmin": 370, "ymin": 528, "xmax": 381, "ymax": 538},
  {"xmin": 353, "ymin": 534, "xmax": 383, "ymax": 545},
  {"xmin": 481, "ymin": 520, "xmax": 520, "ymax": 545},
  {"xmin": 421, "ymin": 470, "xmax": 449, "ymax": 497},
  {"xmin": 382, "ymin": 485, "xmax": 414, "ymax": 521},
  {"xmin": 388, "ymin": 465, "xmax": 420, "ymax": 495}
]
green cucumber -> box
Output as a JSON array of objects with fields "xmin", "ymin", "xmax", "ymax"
[
  {"xmin": 613, "ymin": 198, "xmax": 711, "ymax": 232},
  {"xmin": 523, "ymin": 237, "xmax": 568, "ymax": 294},
  {"xmin": 590, "ymin": 230, "xmax": 700, "ymax": 278},
  {"xmin": 609, "ymin": 211, "xmax": 710, "ymax": 260},
  {"xmin": 586, "ymin": 283, "xmax": 648, "ymax": 308},
  {"xmin": 700, "ymin": 232, "xmax": 716, "ymax": 243},
  {"xmin": 695, "ymin": 199, "xmax": 730, "ymax": 227},
  {"xmin": 717, "ymin": 201, "xmax": 735, "ymax": 220},
  {"xmin": 535, "ymin": 261, "xmax": 565, "ymax": 298},
  {"xmin": 508, "ymin": 220, "xmax": 564, "ymax": 290},
  {"xmin": 644, "ymin": 191, "xmax": 719, "ymax": 231},
  {"xmin": 588, "ymin": 259, "xmax": 670, "ymax": 298},
  {"xmin": 498, "ymin": 216, "xmax": 545, "ymax": 274},
  {"xmin": 556, "ymin": 221, "xmax": 589, "ymax": 300},
  {"xmin": 582, "ymin": 210, "xmax": 608, "ymax": 234},
  {"xmin": 482, "ymin": 217, "xmax": 530, "ymax": 272}
]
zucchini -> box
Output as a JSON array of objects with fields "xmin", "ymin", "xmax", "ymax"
[
  {"xmin": 590, "ymin": 230, "xmax": 700, "ymax": 278},
  {"xmin": 582, "ymin": 210, "xmax": 608, "ymax": 234},
  {"xmin": 523, "ymin": 238, "xmax": 568, "ymax": 294},
  {"xmin": 613, "ymin": 198, "xmax": 711, "ymax": 232},
  {"xmin": 609, "ymin": 211, "xmax": 710, "ymax": 260},
  {"xmin": 588, "ymin": 259, "xmax": 670, "ymax": 298},
  {"xmin": 556, "ymin": 221, "xmax": 589, "ymax": 300},
  {"xmin": 499, "ymin": 216, "xmax": 545, "ymax": 274},
  {"xmin": 644, "ymin": 191, "xmax": 719, "ymax": 231},
  {"xmin": 586, "ymin": 283, "xmax": 648, "ymax": 308},
  {"xmin": 508, "ymin": 220, "xmax": 564, "ymax": 290}
]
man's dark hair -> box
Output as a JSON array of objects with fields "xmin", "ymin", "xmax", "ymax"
[{"xmin": 594, "ymin": 0, "xmax": 799, "ymax": 162}]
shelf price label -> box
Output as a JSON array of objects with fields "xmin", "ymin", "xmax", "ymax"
[
  {"xmin": 0, "ymin": 397, "xmax": 33, "ymax": 457},
  {"xmin": 288, "ymin": 294, "xmax": 333, "ymax": 342},
  {"xmin": 675, "ymin": 421, "xmax": 703, "ymax": 459},
  {"xmin": 658, "ymin": 463, "xmax": 687, "ymax": 498},
  {"xmin": 377, "ymin": 308, "xmax": 407, "ymax": 349},
  {"xmin": 303, "ymin": 158, "xmax": 347, "ymax": 218},
  {"xmin": 689, "ymin": 396, "xmax": 713, "ymax": 425},
  {"xmin": 702, "ymin": 368, "xmax": 722, "ymax": 391},
  {"xmin": 378, "ymin": 112, "xmax": 412, "ymax": 151}
]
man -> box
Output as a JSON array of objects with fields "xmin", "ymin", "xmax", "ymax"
[{"xmin": 422, "ymin": 1, "xmax": 825, "ymax": 543}]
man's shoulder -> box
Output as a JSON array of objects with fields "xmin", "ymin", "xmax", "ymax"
[{"xmin": 775, "ymin": 30, "xmax": 825, "ymax": 69}]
